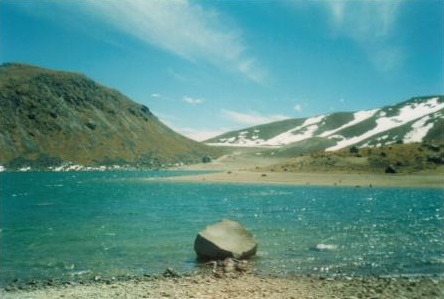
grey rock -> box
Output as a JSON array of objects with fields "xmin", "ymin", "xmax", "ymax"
[
  {"xmin": 163, "ymin": 268, "xmax": 180, "ymax": 278},
  {"xmin": 194, "ymin": 219, "xmax": 257, "ymax": 260}
]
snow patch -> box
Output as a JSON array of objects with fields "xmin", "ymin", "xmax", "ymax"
[
  {"xmin": 208, "ymin": 97, "xmax": 442, "ymax": 148},
  {"xmin": 303, "ymin": 115, "xmax": 326, "ymax": 126},
  {"xmin": 320, "ymin": 109, "xmax": 379, "ymax": 137},
  {"xmin": 212, "ymin": 129, "xmax": 266, "ymax": 146},
  {"xmin": 403, "ymin": 116, "xmax": 433, "ymax": 143},
  {"xmin": 263, "ymin": 115, "xmax": 326, "ymax": 146},
  {"xmin": 326, "ymin": 97, "xmax": 444, "ymax": 151},
  {"xmin": 206, "ymin": 142, "xmax": 279, "ymax": 148},
  {"xmin": 264, "ymin": 125, "xmax": 320, "ymax": 146}
]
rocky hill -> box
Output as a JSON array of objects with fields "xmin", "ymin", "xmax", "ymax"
[
  {"xmin": 206, "ymin": 96, "xmax": 444, "ymax": 155},
  {"xmin": 0, "ymin": 63, "xmax": 220, "ymax": 170}
]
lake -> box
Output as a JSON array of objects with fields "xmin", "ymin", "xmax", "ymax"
[{"xmin": 1, "ymin": 171, "xmax": 443, "ymax": 286}]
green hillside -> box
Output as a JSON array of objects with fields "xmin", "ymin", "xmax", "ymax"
[
  {"xmin": 206, "ymin": 96, "xmax": 444, "ymax": 151},
  {"xmin": 0, "ymin": 63, "xmax": 221, "ymax": 169}
]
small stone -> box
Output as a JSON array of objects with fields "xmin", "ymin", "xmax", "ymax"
[
  {"xmin": 163, "ymin": 268, "xmax": 180, "ymax": 278},
  {"xmin": 222, "ymin": 258, "xmax": 236, "ymax": 273}
]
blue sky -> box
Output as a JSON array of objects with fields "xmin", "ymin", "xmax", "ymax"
[{"xmin": 1, "ymin": 0, "xmax": 443, "ymax": 140}]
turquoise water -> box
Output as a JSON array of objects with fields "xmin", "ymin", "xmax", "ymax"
[{"xmin": 1, "ymin": 171, "xmax": 443, "ymax": 285}]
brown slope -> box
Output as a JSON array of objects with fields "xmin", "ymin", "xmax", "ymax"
[{"xmin": 0, "ymin": 63, "xmax": 221, "ymax": 169}]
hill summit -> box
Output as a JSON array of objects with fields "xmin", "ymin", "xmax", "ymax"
[{"xmin": 0, "ymin": 63, "xmax": 219, "ymax": 170}]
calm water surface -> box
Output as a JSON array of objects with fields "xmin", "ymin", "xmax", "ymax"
[{"xmin": 1, "ymin": 171, "xmax": 443, "ymax": 285}]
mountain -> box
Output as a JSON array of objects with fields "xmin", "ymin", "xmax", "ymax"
[
  {"xmin": 206, "ymin": 96, "xmax": 444, "ymax": 155},
  {"xmin": 0, "ymin": 63, "xmax": 220, "ymax": 170}
]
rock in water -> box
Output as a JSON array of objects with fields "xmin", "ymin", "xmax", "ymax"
[
  {"xmin": 312, "ymin": 243, "xmax": 337, "ymax": 251},
  {"xmin": 194, "ymin": 219, "xmax": 257, "ymax": 260}
]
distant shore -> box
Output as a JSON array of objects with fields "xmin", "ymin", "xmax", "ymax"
[
  {"xmin": 161, "ymin": 169, "xmax": 444, "ymax": 188},
  {"xmin": 162, "ymin": 150, "xmax": 444, "ymax": 188},
  {"xmin": 2, "ymin": 273, "xmax": 443, "ymax": 299}
]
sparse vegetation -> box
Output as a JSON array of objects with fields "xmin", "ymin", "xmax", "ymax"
[
  {"xmin": 0, "ymin": 63, "xmax": 222, "ymax": 170},
  {"xmin": 255, "ymin": 142, "xmax": 444, "ymax": 174}
]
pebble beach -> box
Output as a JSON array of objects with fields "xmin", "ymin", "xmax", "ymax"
[{"xmin": 2, "ymin": 272, "xmax": 443, "ymax": 299}]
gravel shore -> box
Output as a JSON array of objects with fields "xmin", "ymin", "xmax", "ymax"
[{"xmin": 2, "ymin": 273, "xmax": 443, "ymax": 299}]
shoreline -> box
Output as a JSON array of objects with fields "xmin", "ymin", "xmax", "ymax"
[
  {"xmin": 160, "ymin": 169, "xmax": 444, "ymax": 188},
  {"xmin": 2, "ymin": 272, "xmax": 443, "ymax": 299}
]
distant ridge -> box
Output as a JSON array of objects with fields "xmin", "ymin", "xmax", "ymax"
[
  {"xmin": 0, "ymin": 63, "xmax": 220, "ymax": 170},
  {"xmin": 206, "ymin": 96, "xmax": 444, "ymax": 153}
]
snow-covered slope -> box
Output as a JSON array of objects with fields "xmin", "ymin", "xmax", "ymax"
[{"xmin": 206, "ymin": 96, "xmax": 444, "ymax": 151}]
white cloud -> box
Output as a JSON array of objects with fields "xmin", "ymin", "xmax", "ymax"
[
  {"xmin": 329, "ymin": 1, "xmax": 346, "ymax": 24},
  {"xmin": 177, "ymin": 127, "xmax": 227, "ymax": 141},
  {"xmin": 76, "ymin": 1, "xmax": 265, "ymax": 82},
  {"xmin": 327, "ymin": 1, "xmax": 403, "ymax": 72},
  {"xmin": 151, "ymin": 93, "xmax": 161, "ymax": 98},
  {"xmin": 370, "ymin": 46, "xmax": 405, "ymax": 73},
  {"xmin": 153, "ymin": 110, "xmax": 225, "ymax": 141},
  {"xmin": 183, "ymin": 96, "xmax": 205, "ymax": 105},
  {"xmin": 237, "ymin": 57, "xmax": 266, "ymax": 83},
  {"xmin": 328, "ymin": 1, "xmax": 399, "ymax": 41},
  {"xmin": 222, "ymin": 109, "xmax": 289, "ymax": 125},
  {"xmin": 294, "ymin": 104, "xmax": 303, "ymax": 112}
]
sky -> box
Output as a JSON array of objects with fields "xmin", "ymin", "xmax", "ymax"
[{"xmin": 1, "ymin": 0, "xmax": 443, "ymax": 141}]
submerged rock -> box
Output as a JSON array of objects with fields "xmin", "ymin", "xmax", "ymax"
[
  {"xmin": 194, "ymin": 219, "xmax": 257, "ymax": 260},
  {"xmin": 311, "ymin": 243, "xmax": 337, "ymax": 251}
]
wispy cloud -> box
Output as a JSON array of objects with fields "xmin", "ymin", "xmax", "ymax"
[
  {"xmin": 294, "ymin": 104, "xmax": 303, "ymax": 112},
  {"xmin": 326, "ymin": 1, "xmax": 404, "ymax": 72},
  {"xmin": 72, "ymin": 0, "xmax": 265, "ymax": 83},
  {"xmin": 222, "ymin": 109, "xmax": 289, "ymax": 126},
  {"xmin": 177, "ymin": 127, "xmax": 227, "ymax": 141},
  {"xmin": 237, "ymin": 58, "xmax": 266, "ymax": 83},
  {"xmin": 183, "ymin": 96, "xmax": 205, "ymax": 105},
  {"xmin": 329, "ymin": 1, "xmax": 399, "ymax": 39}
]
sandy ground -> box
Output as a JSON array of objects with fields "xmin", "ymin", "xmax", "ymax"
[
  {"xmin": 2, "ymin": 273, "xmax": 443, "ymax": 299},
  {"xmin": 166, "ymin": 153, "xmax": 444, "ymax": 188},
  {"xmin": 161, "ymin": 169, "xmax": 443, "ymax": 188}
]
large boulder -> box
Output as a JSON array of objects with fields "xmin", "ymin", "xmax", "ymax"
[{"xmin": 194, "ymin": 219, "xmax": 257, "ymax": 260}]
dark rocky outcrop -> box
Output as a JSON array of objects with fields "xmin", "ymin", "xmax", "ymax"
[
  {"xmin": 202, "ymin": 155, "xmax": 212, "ymax": 163},
  {"xmin": 385, "ymin": 164, "xmax": 398, "ymax": 174},
  {"xmin": 194, "ymin": 219, "xmax": 257, "ymax": 260},
  {"xmin": 427, "ymin": 153, "xmax": 444, "ymax": 164}
]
